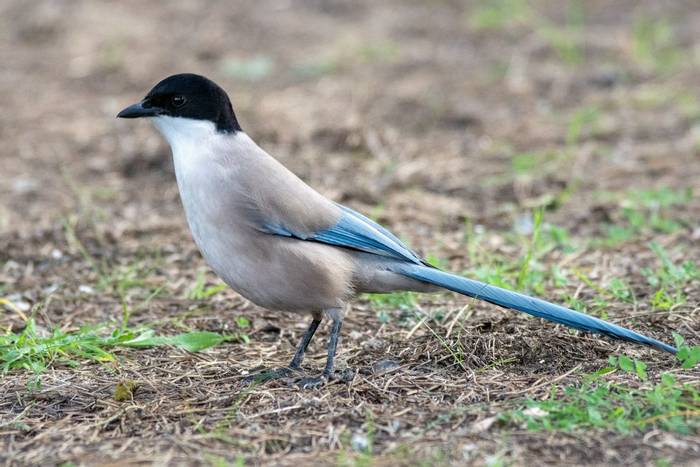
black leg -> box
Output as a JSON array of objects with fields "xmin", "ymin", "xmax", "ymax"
[
  {"xmin": 289, "ymin": 318, "xmax": 322, "ymax": 369},
  {"xmin": 298, "ymin": 314, "xmax": 344, "ymax": 389},
  {"xmin": 243, "ymin": 317, "xmax": 321, "ymax": 385},
  {"xmin": 322, "ymin": 317, "xmax": 342, "ymax": 378}
]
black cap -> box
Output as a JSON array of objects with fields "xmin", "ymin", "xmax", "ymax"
[{"xmin": 117, "ymin": 73, "xmax": 241, "ymax": 133}]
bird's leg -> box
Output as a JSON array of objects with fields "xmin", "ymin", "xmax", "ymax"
[
  {"xmin": 322, "ymin": 316, "xmax": 342, "ymax": 377},
  {"xmin": 298, "ymin": 310, "xmax": 344, "ymax": 389},
  {"xmin": 243, "ymin": 317, "xmax": 321, "ymax": 384},
  {"xmin": 289, "ymin": 317, "xmax": 322, "ymax": 369}
]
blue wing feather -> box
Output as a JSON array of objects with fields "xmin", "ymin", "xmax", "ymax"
[
  {"xmin": 260, "ymin": 205, "xmax": 423, "ymax": 264},
  {"xmin": 335, "ymin": 204, "xmax": 409, "ymax": 252},
  {"xmin": 257, "ymin": 203, "xmax": 676, "ymax": 354},
  {"xmin": 312, "ymin": 209, "xmax": 423, "ymax": 263}
]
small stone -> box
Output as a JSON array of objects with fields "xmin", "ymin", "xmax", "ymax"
[
  {"xmin": 462, "ymin": 443, "xmax": 478, "ymax": 460},
  {"xmin": 43, "ymin": 284, "xmax": 59, "ymax": 295},
  {"xmin": 14, "ymin": 301, "xmax": 31, "ymax": 312},
  {"xmin": 351, "ymin": 432, "xmax": 370, "ymax": 453},
  {"xmin": 523, "ymin": 407, "xmax": 548, "ymax": 417},
  {"xmin": 389, "ymin": 419, "xmax": 401, "ymax": 434},
  {"xmin": 372, "ymin": 359, "xmax": 400, "ymax": 374},
  {"xmin": 514, "ymin": 213, "xmax": 533, "ymax": 235},
  {"xmin": 470, "ymin": 416, "xmax": 497, "ymax": 433},
  {"xmin": 12, "ymin": 178, "xmax": 38, "ymax": 195},
  {"xmin": 78, "ymin": 285, "xmax": 95, "ymax": 295}
]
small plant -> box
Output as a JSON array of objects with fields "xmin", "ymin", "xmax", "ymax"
[
  {"xmin": 673, "ymin": 334, "xmax": 700, "ymax": 369},
  {"xmin": 566, "ymin": 106, "xmax": 601, "ymax": 146},
  {"xmin": 425, "ymin": 254, "xmax": 448, "ymax": 270},
  {"xmin": 500, "ymin": 348, "xmax": 700, "ymax": 434},
  {"xmin": 642, "ymin": 242, "xmax": 699, "ymax": 310},
  {"xmin": 337, "ymin": 412, "xmax": 376, "ymax": 467},
  {"xmin": 114, "ymin": 380, "xmax": 139, "ymax": 401},
  {"xmin": 608, "ymin": 355, "xmax": 648, "ymax": 381},
  {"xmin": 421, "ymin": 319, "xmax": 468, "ymax": 372},
  {"xmin": 188, "ymin": 268, "xmax": 228, "ymax": 300},
  {"xmin": 353, "ymin": 41, "xmax": 401, "ymax": 64},
  {"xmin": 463, "ymin": 211, "xmax": 574, "ymax": 297},
  {"xmin": 64, "ymin": 218, "xmax": 168, "ymax": 305},
  {"xmin": 606, "ymin": 277, "xmax": 635, "ymax": 303},
  {"xmin": 366, "ymin": 292, "xmax": 416, "ymax": 323},
  {"xmin": 0, "ymin": 318, "xmax": 239, "ymax": 387},
  {"xmin": 511, "ymin": 150, "xmax": 561, "ymax": 177},
  {"xmin": 569, "ymin": 270, "xmax": 641, "ymax": 318},
  {"xmin": 204, "ymin": 454, "xmax": 246, "ymax": 467},
  {"xmin": 538, "ymin": 1, "xmax": 585, "ymax": 66},
  {"xmin": 293, "ymin": 56, "xmax": 339, "ymax": 79},
  {"xmin": 221, "ymin": 55, "xmax": 275, "ymax": 82},
  {"xmin": 471, "ymin": 0, "xmax": 584, "ymax": 66},
  {"xmin": 626, "ymin": 187, "xmax": 693, "ymax": 209},
  {"xmin": 631, "ymin": 17, "xmax": 682, "ymax": 73},
  {"xmin": 469, "ymin": 0, "xmax": 532, "ymax": 31},
  {"xmin": 593, "ymin": 187, "xmax": 693, "ymax": 247},
  {"xmin": 516, "ymin": 208, "xmax": 543, "ymax": 291},
  {"xmin": 544, "ymin": 224, "xmax": 576, "ymax": 254}
]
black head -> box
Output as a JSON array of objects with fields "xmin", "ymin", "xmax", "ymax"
[{"xmin": 117, "ymin": 73, "xmax": 241, "ymax": 133}]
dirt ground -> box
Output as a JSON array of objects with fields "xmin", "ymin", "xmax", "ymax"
[{"xmin": 1, "ymin": 1, "xmax": 699, "ymax": 465}]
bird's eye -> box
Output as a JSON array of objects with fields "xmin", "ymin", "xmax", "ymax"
[{"xmin": 172, "ymin": 95, "xmax": 187, "ymax": 108}]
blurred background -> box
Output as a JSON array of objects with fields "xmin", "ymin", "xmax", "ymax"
[
  {"xmin": 1, "ymin": 1, "xmax": 699, "ymax": 464},
  {"xmin": 2, "ymin": 0, "xmax": 698, "ymax": 243}
]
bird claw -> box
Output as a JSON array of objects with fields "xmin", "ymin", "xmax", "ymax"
[
  {"xmin": 331, "ymin": 368, "xmax": 356, "ymax": 383},
  {"xmin": 296, "ymin": 368, "xmax": 355, "ymax": 389},
  {"xmin": 296, "ymin": 374, "xmax": 328, "ymax": 389},
  {"xmin": 242, "ymin": 367, "xmax": 299, "ymax": 385}
]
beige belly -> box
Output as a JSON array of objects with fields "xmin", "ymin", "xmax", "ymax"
[{"xmin": 197, "ymin": 228, "xmax": 355, "ymax": 312}]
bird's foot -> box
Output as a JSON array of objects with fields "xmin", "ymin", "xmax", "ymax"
[
  {"xmin": 296, "ymin": 368, "xmax": 355, "ymax": 389},
  {"xmin": 296, "ymin": 374, "xmax": 328, "ymax": 389},
  {"xmin": 243, "ymin": 366, "xmax": 299, "ymax": 385}
]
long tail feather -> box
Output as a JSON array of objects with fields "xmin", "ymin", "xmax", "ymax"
[{"xmin": 398, "ymin": 265, "xmax": 676, "ymax": 354}]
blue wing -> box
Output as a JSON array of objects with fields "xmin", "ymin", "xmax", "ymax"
[
  {"xmin": 257, "ymin": 202, "xmax": 677, "ymax": 354},
  {"xmin": 259, "ymin": 204, "xmax": 424, "ymax": 264}
]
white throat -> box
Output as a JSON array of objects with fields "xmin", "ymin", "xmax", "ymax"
[{"xmin": 151, "ymin": 115, "xmax": 218, "ymax": 150}]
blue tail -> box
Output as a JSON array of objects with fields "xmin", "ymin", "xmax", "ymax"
[{"xmin": 398, "ymin": 265, "xmax": 676, "ymax": 354}]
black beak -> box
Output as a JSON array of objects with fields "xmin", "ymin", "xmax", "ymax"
[{"xmin": 117, "ymin": 101, "xmax": 163, "ymax": 119}]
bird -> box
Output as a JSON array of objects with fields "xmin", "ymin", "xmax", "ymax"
[{"xmin": 117, "ymin": 73, "xmax": 676, "ymax": 388}]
